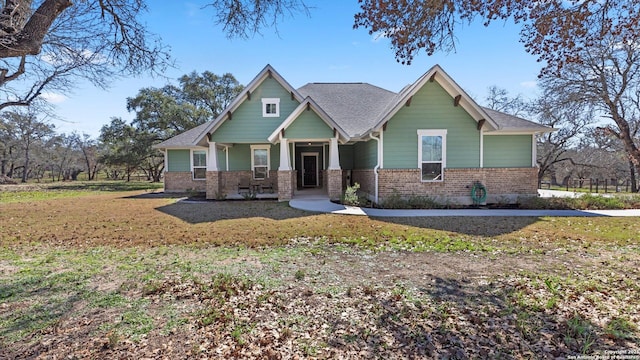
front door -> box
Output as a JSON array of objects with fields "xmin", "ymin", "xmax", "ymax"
[{"xmin": 302, "ymin": 153, "xmax": 318, "ymax": 187}]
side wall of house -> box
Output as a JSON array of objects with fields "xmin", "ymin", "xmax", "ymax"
[
  {"xmin": 374, "ymin": 167, "xmax": 538, "ymax": 205},
  {"xmin": 483, "ymin": 135, "xmax": 533, "ymax": 167}
]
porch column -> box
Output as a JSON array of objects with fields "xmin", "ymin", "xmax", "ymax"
[
  {"xmin": 278, "ymin": 138, "xmax": 291, "ymax": 170},
  {"xmin": 328, "ymin": 137, "xmax": 341, "ymax": 170},
  {"xmin": 206, "ymin": 141, "xmax": 220, "ymax": 200},
  {"xmin": 207, "ymin": 141, "xmax": 218, "ymax": 171}
]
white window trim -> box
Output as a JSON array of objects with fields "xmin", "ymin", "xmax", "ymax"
[
  {"xmin": 261, "ymin": 98, "xmax": 280, "ymax": 117},
  {"xmin": 417, "ymin": 129, "xmax": 447, "ymax": 182},
  {"xmin": 191, "ymin": 149, "xmax": 207, "ymax": 180},
  {"xmin": 250, "ymin": 144, "xmax": 271, "ymax": 180}
]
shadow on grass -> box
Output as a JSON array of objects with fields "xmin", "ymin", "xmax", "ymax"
[
  {"xmin": 150, "ymin": 197, "xmax": 541, "ymax": 236},
  {"xmin": 154, "ymin": 199, "xmax": 311, "ymax": 224}
]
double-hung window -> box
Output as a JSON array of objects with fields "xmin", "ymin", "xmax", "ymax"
[
  {"xmin": 261, "ymin": 98, "xmax": 280, "ymax": 117},
  {"xmin": 192, "ymin": 150, "xmax": 207, "ymax": 180},
  {"xmin": 417, "ymin": 130, "xmax": 447, "ymax": 181},
  {"xmin": 251, "ymin": 145, "xmax": 270, "ymax": 180}
]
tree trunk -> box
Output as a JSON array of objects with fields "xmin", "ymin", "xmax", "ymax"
[
  {"xmin": 0, "ymin": 0, "xmax": 73, "ymax": 58},
  {"xmin": 630, "ymin": 160, "xmax": 638, "ymax": 193}
]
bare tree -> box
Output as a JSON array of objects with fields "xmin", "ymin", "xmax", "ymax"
[
  {"xmin": 0, "ymin": 0, "xmax": 170, "ymax": 110},
  {"xmin": 540, "ymin": 36, "xmax": 640, "ymax": 191},
  {"xmin": 0, "ymin": 108, "xmax": 55, "ymax": 182},
  {"xmin": 532, "ymin": 93, "xmax": 595, "ymax": 187},
  {"xmin": 353, "ymin": 0, "xmax": 640, "ymax": 75}
]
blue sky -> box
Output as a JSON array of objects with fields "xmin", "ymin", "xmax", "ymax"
[{"xmin": 50, "ymin": 1, "xmax": 543, "ymax": 137}]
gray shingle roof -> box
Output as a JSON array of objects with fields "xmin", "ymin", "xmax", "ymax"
[
  {"xmin": 297, "ymin": 83, "xmax": 397, "ymax": 138},
  {"xmin": 481, "ymin": 107, "xmax": 550, "ymax": 132},
  {"xmin": 153, "ymin": 122, "xmax": 209, "ymax": 149},
  {"xmin": 154, "ymin": 66, "xmax": 553, "ymax": 149}
]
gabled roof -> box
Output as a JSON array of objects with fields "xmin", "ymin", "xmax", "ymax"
[
  {"xmin": 161, "ymin": 64, "xmax": 304, "ymax": 148},
  {"xmin": 371, "ymin": 65, "xmax": 501, "ymax": 134},
  {"xmin": 153, "ymin": 122, "xmax": 209, "ymax": 149},
  {"xmin": 481, "ymin": 107, "xmax": 553, "ymax": 133},
  {"xmin": 155, "ymin": 64, "xmax": 554, "ymax": 150},
  {"xmin": 297, "ymin": 83, "xmax": 397, "ymax": 138},
  {"xmin": 267, "ymin": 97, "xmax": 351, "ymax": 143}
]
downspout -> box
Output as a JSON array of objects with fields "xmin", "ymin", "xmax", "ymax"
[
  {"xmin": 369, "ymin": 132, "xmax": 381, "ymax": 204},
  {"xmin": 224, "ymin": 145, "xmax": 229, "ymax": 171}
]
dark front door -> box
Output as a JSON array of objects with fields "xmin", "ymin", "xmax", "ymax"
[{"xmin": 302, "ymin": 154, "xmax": 318, "ymax": 187}]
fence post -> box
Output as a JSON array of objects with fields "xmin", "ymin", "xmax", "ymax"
[
  {"xmin": 590, "ymin": 179, "xmax": 593, "ymax": 193},
  {"xmin": 604, "ymin": 179, "xmax": 608, "ymax": 193}
]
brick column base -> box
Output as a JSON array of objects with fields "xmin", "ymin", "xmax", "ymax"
[
  {"xmin": 327, "ymin": 169, "xmax": 343, "ymax": 201},
  {"xmin": 206, "ymin": 171, "xmax": 221, "ymax": 200},
  {"xmin": 278, "ymin": 170, "xmax": 294, "ymax": 201}
]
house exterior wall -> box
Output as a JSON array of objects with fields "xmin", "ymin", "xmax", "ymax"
[
  {"xmin": 163, "ymin": 172, "xmax": 206, "ymax": 192},
  {"xmin": 353, "ymin": 140, "xmax": 378, "ymax": 169},
  {"xmin": 484, "ymin": 135, "xmax": 532, "ymax": 168},
  {"xmin": 383, "ymin": 81, "xmax": 481, "ymax": 169},
  {"xmin": 338, "ymin": 144, "xmax": 354, "ymax": 170},
  {"xmin": 226, "ymin": 143, "xmax": 280, "ymax": 171},
  {"xmin": 286, "ymin": 110, "xmax": 334, "ymax": 139},
  {"xmin": 375, "ymin": 167, "xmax": 538, "ymax": 205},
  {"xmin": 218, "ymin": 170, "xmax": 278, "ymax": 196},
  {"xmin": 351, "ymin": 169, "xmax": 376, "ymax": 196},
  {"xmin": 211, "ymin": 77, "xmax": 300, "ymax": 143},
  {"xmin": 167, "ymin": 150, "xmax": 190, "ymax": 172}
]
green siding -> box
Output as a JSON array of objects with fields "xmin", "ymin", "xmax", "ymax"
[
  {"xmin": 484, "ymin": 135, "xmax": 532, "ymax": 167},
  {"xmin": 167, "ymin": 149, "xmax": 190, "ymax": 172},
  {"xmin": 217, "ymin": 148, "xmax": 227, "ymax": 170},
  {"xmin": 227, "ymin": 143, "xmax": 279, "ymax": 171},
  {"xmin": 354, "ymin": 140, "xmax": 378, "ymax": 169},
  {"xmin": 211, "ymin": 77, "xmax": 299, "ymax": 143},
  {"xmin": 339, "ymin": 144, "xmax": 354, "ymax": 170},
  {"xmin": 383, "ymin": 81, "xmax": 480, "ymax": 169},
  {"xmin": 286, "ymin": 110, "xmax": 333, "ymax": 139}
]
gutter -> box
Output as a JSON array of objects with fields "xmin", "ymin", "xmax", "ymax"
[{"xmin": 369, "ymin": 132, "xmax": 381, "ymax": 204}]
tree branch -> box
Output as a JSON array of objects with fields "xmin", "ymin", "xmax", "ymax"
[{"xmin": 0, "ymin": 0, "xmax": 72, "ymax": 58}]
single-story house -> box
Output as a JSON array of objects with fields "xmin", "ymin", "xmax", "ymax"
[{"xmin": 154, "ymin": 64, "xmax": 553, "ymax": 204}]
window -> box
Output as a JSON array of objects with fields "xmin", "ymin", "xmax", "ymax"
[
  {"xmin": 192, "ymin": 150, "xmax": 206, "ymax": 180},
  {"xmin": 417, "ymin": 130, "xmax": 447, "ymax": 181},
  {"xmin": 261, "ymin": 98, "xmax": 280, "ymax": 117},
  {"xmin": 251, "ymin": 145, "xmax": 270, "ymax": 180}
]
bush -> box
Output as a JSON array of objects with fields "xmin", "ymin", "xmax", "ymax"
[{"xmin": 342, "ymin": 183, "xmax": 361, "ymax": 206}]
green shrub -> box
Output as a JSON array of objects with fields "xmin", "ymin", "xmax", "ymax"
[{"xmin": 342, "ymin": 183, "xmax": 361, "ymax": 206}]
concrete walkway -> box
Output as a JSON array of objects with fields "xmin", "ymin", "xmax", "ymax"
[{"xmin": 288, "ymin": 189, "xmax": 640, "ymax": 217}]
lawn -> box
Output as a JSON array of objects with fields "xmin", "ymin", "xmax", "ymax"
[{"xmin": 0, "ymin": 184, "xmax": 638, "ymax": 358}]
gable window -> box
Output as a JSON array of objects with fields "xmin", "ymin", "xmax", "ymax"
[
  {"xmin": 192, "ymin": 150, "xmax": 207, "ymax": 180},
  {"xmin": 262, "ymin": 98, "xmax": 280, "ymax": 117},
  {"xmin": 417, "ymin": 130, "xmax": 447, "ymax": 181},
  {"xmin": 251, "ymin": 145, "xmax": 270, "ymax": 180}
]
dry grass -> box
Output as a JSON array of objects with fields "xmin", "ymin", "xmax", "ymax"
[
  {"xmin": 1, "ymin": 190, "xmax": 639, "ymax": 252},
  {"xmin": 1, "ymin": 188, "xmax": 639, "ymax": 358}
]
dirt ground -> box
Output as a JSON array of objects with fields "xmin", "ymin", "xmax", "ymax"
[{"xmin": 1, "ymin": 191, "xmax": 639, "ymax": 359}]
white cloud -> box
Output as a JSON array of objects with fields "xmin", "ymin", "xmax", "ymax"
[
  {"xmin": 41, "ymin": 92, "xmax": 67, "ymax": 104},
  {"xmin": 520, "ymin": 81, "xmax": 537, "ymax": 89}
]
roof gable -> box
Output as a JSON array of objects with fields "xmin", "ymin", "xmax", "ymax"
[
  {"xmin": 267, "ymin": 97, "xmax": 350, "ymax": 143},
  {"xmin": 371, "ymin": 65, "xmax": 500, "ymax": 134},
  {"xmin": 195, "ymin": 64, "xmax": 304, "ymax": 144},
  {"xmin": 297, "ymin": 83, "xmax": 396, "ymax": 138}
]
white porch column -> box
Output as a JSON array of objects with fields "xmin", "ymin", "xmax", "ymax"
[
  {"xmin": 207, "ymin": 141, "xmax": 218, "ymax": 171},
  {"xmin": 328, "ymin": 137, "xmax": 341, "ymax": 170},
  {"xmin": 279, "ymin": 137, "xmax": 291, "ymax": 170}
]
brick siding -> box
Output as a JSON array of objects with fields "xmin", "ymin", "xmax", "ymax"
[
  {"xmin": 163, "ymin": 172, "xmax": 206, "ymax": 193},
  {"xmin": 377, "ymin": 167, "xmax": 538, "ymax": 205}
]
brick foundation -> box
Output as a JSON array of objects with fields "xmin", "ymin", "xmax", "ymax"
[
  {"xmin": 351, "ymin": 170, "xmax": 376, "ymax": 199},
  {"xmin": 163, "ymin": 172, "xmax": 206, "ymax": 193},
  {"xmin": 377, "ymin": 167, "xmax": 538, "ymax": 205},
  {"xmin": 326, "ymin": 169, "xmax": 343, "ymax": 201},
  {"xmin": 278, "ymin": 170, "xmax": 295, "ymax": 201},
  {"xmin": 205, "ymin": 171, "xmax": 221, "ymax": 199}
]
